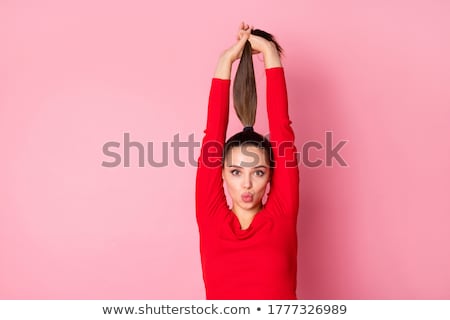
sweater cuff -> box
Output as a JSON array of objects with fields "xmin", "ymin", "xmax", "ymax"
[
  {"xmin": 212, "ymin": 78, "xmax": 231, "ymax": 83},
  {"xmin": 265, "ymin": 66, "xmax": 284, "ymax": 75}
]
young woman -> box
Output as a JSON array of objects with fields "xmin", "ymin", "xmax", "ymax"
[{"xmin": 196, "ymin": 22, "xmax": 299, "ymax": 300}]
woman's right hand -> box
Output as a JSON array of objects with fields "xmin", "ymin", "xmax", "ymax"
[
  {"xmin": 248, "ymin": 34, "xmax": 277, "ymax": 55},
  {"xmin": 248, "ymin": 34, "xmax": 282, "ymax": 69}
]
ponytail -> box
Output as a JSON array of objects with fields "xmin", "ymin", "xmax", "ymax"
[
  {"xmin": 232, "ymin": 41, "xmax": 256, "ymax": 127},
  {"xmin": 224, "ymin": 28, "xmax": 283, "ymax": 169},
  {"xmin": 232, "ymin": 29, "xmax": 283, "ymax": 129}
]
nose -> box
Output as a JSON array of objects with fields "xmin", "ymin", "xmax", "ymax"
[{"xmin": 242, "ymin": 173, "xmax": 252, "ymax": 189}]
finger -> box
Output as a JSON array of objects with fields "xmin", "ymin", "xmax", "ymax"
[
  {"xmin": 239, "ymin": 31, "xmax": 250, "ymax": 42},
  {"xmin": 237, "ymin": 29, "xmax": 245, "ymax": 41},
  {"xmin": 237, "ymin": 24, "xmax": 243, "ymax": 40},
  {"xmin": 237, "ymin": 22, "xmax": 243, "ymax": 34},
  {"xmin": 237, "ymin": 21, "xmax": 247, "ymax": 39},
  {"xmin": 239, "ymin": 27, "xmax": 251, "ymax": 40},
  {"xmin": 237, "ymin": 33, "xmax": 250, "ymax": 48}
]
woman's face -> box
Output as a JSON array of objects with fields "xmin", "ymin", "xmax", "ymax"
[{"xmin": 222, "ymin": 145, "xmax": 271, "ymax": 214}]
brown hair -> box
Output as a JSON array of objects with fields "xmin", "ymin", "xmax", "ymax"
[
  {"xmin": 232, "ymin": 29, "xmax": 283, "ymax": 128},
  {"xmin": 223, "ymin": 29, "xmax": 283, "ymax": 169}
]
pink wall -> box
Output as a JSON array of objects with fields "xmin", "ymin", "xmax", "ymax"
[{"xmin": 1, "ymin": 0, "xmax": 449, "ymax": 299}]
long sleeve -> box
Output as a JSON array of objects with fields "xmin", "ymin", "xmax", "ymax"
[
  {"xmin": 265, "ymin": 67, "xmax": 300, "ymax": 217},
  {"xmin": 195, "ymin": 78, "xmax": 230, "ymax": 224}
]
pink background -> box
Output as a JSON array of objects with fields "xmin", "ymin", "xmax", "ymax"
[{"xmin": 1, "ymin": 0, "xmax": 449, "ymax": 299}]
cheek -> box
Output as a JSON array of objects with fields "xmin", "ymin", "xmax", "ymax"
[
  {"xmin": 223, "ymin": 177, "xmax": 239, "ymax": 196},
  {"xmin": 255, "ymin": 178, "xmax": 270, "ymax": 196}
]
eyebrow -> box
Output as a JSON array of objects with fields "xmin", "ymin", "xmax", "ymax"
[{"xmin": 227, "ymin": 165, "xmax": 269, "ymax": 169}]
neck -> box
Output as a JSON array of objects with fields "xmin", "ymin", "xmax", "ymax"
[{"xmin": 232, "ymin": 203, "xmax": 263, "ymax": 229}]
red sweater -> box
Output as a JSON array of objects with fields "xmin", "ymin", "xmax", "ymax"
[{"xmin": 196, "ymin": 67, "xmax": 299, "ymax": 300}]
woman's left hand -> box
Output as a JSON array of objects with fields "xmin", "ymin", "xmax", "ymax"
[{"xmin": 221, "ymin": 22, "xmax": 252, "ymax": 63}]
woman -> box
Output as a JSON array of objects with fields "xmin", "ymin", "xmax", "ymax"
[{"xmin": 196, "ymin": 22, "xmax": 299, "ymax": 300}]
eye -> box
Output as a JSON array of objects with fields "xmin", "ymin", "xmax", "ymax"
[
  {"xmin": 254, "ymin": 170, "xmax": 266, "ymax": 177},
  {"xmin": 231, "ymin": 169, "xmax": 240, "ymax": 176}
]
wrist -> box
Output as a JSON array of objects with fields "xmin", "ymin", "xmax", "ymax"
[
  {"xmin": 214, "ymin": 54, "xmax": 233, "ymax": 79},
  {"xmin": 261, "ymin": 41, "xmax": 279, "ymax": 57},
  {"xmin": 219, "ymin": 50, "xmax": 235, "ymax": 64},
  {"xmin": 264, "ymin": 52, "xmax": 282, "ymax": 69}
]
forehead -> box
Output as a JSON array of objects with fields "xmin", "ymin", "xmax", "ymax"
[{"xmin": 225, "ymin": 145, "xmax": 269, "ymax": 167}]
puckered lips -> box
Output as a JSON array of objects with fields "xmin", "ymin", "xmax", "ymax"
[{"xmin": 241, "ymin": 192, "xmax": 254, "ymax": 203}]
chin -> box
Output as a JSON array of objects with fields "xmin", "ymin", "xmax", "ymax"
[{"xmin": 240, "ymin": 200, "xmax": 262, "ymax": 211}]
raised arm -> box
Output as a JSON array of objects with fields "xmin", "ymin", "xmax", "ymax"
[
  {"xmin": 195, "ymin": 24, "xmax": 252, "ymax": 223},
  {"xmin": 249, "ymin": 35, "xmax": 299, "ymax": 216}
]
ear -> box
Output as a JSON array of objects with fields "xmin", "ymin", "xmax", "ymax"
[{"xmin": 264, "ymin": 179, "xmax": 271, "ymax": 197}]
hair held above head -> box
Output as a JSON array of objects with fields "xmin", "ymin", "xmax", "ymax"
[
  {"xmin": 232, "ymin": 29, "xmax": 283, "ymax": 131},
  {"xmin": 223, "ymin": 29, "xmax": 283, "ymax": 169}
]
